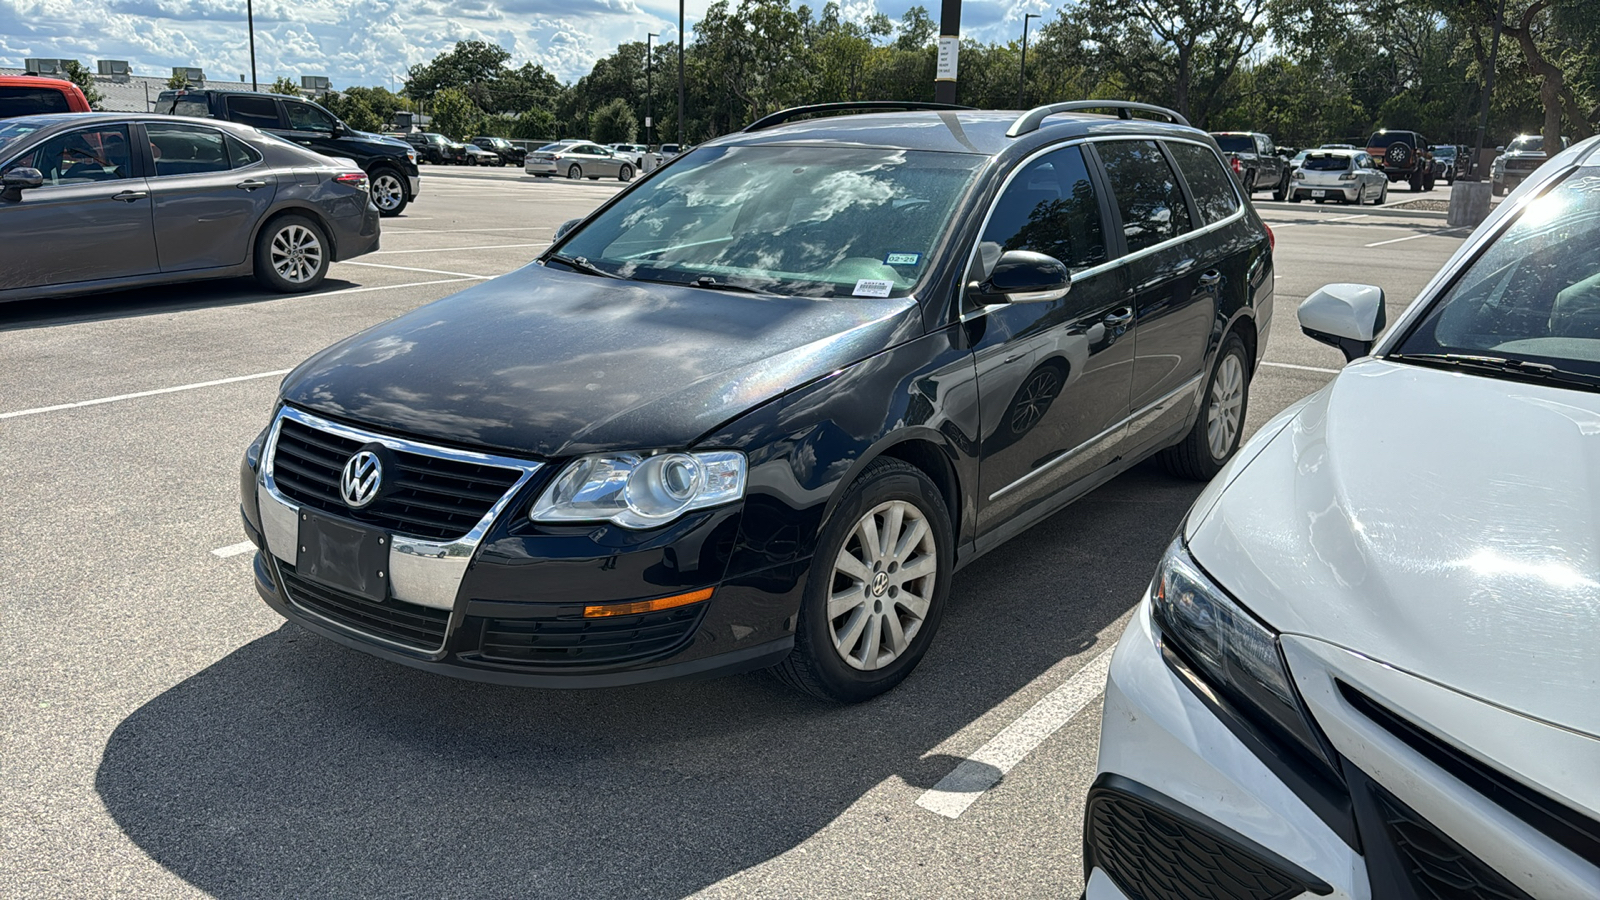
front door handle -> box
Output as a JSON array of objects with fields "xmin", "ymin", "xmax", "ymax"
[
  {"xmin": 111, "ymin": 189, "xmax": 148, "ymax": 202},
  {"xmin": 1103, "ymin": 307, "xmax": 1135, "ymax": 329},
  {"xmin": 236, "ymin": 179, "xmax": 269, "ymax": 191},
  {"xmin": 1198, "ymin": 269, "xmax": 1223, "ymax": 288}
]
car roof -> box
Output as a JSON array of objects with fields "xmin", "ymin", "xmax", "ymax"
[{"xmin": 712, "ymin": 108, "xmax": 1205, "ymax": 159}]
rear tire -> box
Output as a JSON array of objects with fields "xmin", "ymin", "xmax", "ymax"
[
  {"xmin": 567, "ymin": 164, "xmax": 582, "ymax": 180},
  {"xmin": 1161, "ymin": 334, "xmax": 1250, "ymax": 481},
  {"xmin": 253, "ymin": 215, "xmax": 330, "ymax": 294},
  {"xmin": 772, "ymin": 458, "xmax": 953, "ymax": 702},
  {"xmin": 1272, "ymin": 171, "xmax": 1288, "ymax": 202}
]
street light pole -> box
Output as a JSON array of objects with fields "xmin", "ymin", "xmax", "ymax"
[
  {"xmin": 678, "ymin": 0, "xmax": 686, "ymax": 146},
  {"xmin": 1018, "ymin": 13, "xmax": 1040, "ymax": 110},
  {"xmin": 646, "ymin": 33, "xmax": 656, "ymax": 146},
  {"xmin": 247, "ymin": 0, "xmax": 258, "ymax": 90}
]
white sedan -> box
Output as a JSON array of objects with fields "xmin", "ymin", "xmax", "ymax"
[
  {"xmin": 1087, "ymin": 135, "xmax": 1600, "ymax": 898},
  {"xmin": 1288, "ymin": 148, "xmax": 1388, "ymax": 204}
]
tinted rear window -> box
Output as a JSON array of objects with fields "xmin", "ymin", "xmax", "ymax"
[
  {"xmin": 1303, "ymin": 154, "xmax": 1352, "ymax": 171},
  {"xmin": 1367, "ymin": 132, "xmax": 1418, "ymax": 149},
  {"xmin": 1096, "ymin": 140, "xmax": 1193, "ymax": 253},
  {"xmin": 0, "ymin": 87, "xmax": 71, "ymax": 118},
  {"xmin": 225, "ymin": 95, "xmax": 280, "ymax": 128},
  {"xmin": 1166, "ymin": 141, "xmax": 1239, "ymax": 225},
  {"xmin": 1212, "ymin": 135, "xmax": 1253, "ymax": 153}
]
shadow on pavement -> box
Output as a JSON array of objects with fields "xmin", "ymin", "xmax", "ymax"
[
  {"xmin": 96, "ymin": 464, "xmax": 1201, "ymax": 898},
  {"xmin": 0, "ymin": 277, "xmax": 362, "ymax": 331}
]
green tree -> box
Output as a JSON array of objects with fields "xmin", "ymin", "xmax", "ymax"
[
  {"xmin": 511, "ymin": 108, "xmax": 558, "ymax": 141},
  {"xmin": 338, "ymin": 97, "xmax": 383, "ymax": 132},
  {"xmin": 430, "ymin": 87, "xmax": 483, "ymax": 140},
  {"xmin": 268, "ymin": 76, "xmax": 302, "ymax": 97},
  {"xmin": 165, "ymin": 72, "xmax": 190, "ymax": 90},
  {"xmin": 591, "ymin": 97, "xmax": 639, "ymax": 143},
  {"xmin": 406, "ymin": 40, "xmax": 512, "ymax": 108},
  {"xmin": 60, "ymin": 61, "xmax": 103, "ymax": 109}
]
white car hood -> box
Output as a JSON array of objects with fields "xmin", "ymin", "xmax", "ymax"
[{"xmin": 1188, "ymin": 357, "xmax": 1600, "ymax": 737}]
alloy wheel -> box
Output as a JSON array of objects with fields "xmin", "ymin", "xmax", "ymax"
[
  {"xmin": 372, "ymin": 174, "xmax": 403, "ymax": 212},
  {"xmin": 827, "ymin": 500, "xmax": 937, "ymax": 671},
  {"xmin": 1010, "ymin": 368, "xmax": 1061, "ymax": 435},
  {"xmin": 269, "ymin": 224, "xmax": 323, "ymax": 285},
  {"xmin": 1206, "ymin": 352, "xmax": 1245, "ymax": 460}
]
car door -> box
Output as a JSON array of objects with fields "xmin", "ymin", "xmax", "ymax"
[
  {"xmin": 143, "ymin": 122, "xmax": 277, "ymax": 272},
  {"xmin": 222, "ymin": 93, "xmax": 283, "ymax": 131},
  {"xmin": 277, "ymin": 99, "xmax": 341, "ymax": 158},
  {"xmin": 1091, "ymin": 139, "xmax": 1214, "ymax": 448},
  {"xmin": 968, "ymin": 143, "xmax": 1133, "ymax": 538},
  {"xmin": 0, "ymin": 123, "xmax": 157, "ymax": 289}
]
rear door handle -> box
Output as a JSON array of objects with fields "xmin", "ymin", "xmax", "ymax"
[
  {"xmin": 1198, "ymin": 269, "xmax": 1223, "ymax": 287},
  {"xmin": 111, "ymin": 189, "xmax": 148, "ymax": 202},
  {"xmin": 236, "ymin": 180, "xmax": 268, "ymax": 191},
  {"xmin": 1103, "ymin": 307, "xmax": 1135, "ymax": 328}
]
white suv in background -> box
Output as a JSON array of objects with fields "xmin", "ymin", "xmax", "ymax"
[{"xmin": 1087, "ymin": 136, "xmax": 1600, "ymax": 898}]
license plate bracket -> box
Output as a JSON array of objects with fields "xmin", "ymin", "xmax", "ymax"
[{"xmin": 297, "ymin": 508, "xmax": 389, "ymax": 601}]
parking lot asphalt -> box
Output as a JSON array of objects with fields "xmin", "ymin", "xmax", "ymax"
[{"xmin": 0, "ymin": 168, "xmax": 1472, "ymax": 898}]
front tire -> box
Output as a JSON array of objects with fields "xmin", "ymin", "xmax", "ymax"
[
  {"xmin": 773, "ymin": 458, "xmax": 954, "ymax": 702},
  {"xmin": 1161, "ymin": 334, "xmax": 1250, "ymax": 481},
  {"xmin": 1272, "ymin": 171, "xmax": 1288, "ymax": 202},
  {"xmin": 618, "ymin": 164, "xmax": 634, "ymax": 182},
  {"xmin": 254, "ymin": 215, "xmax": 330, "ymax": 293},
  {"xmin": 369, "ymin": 168, "xmax": 408, "ymax": 217}
]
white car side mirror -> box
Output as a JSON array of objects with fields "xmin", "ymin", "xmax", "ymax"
[{"xmin": 1298, "ymin": 283, "xmax": 1386, "ymax": 362}]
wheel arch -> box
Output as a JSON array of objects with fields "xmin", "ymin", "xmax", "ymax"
[{"xmin": 250, "ymin": 204, "xmax": 339, "ymax": 265}]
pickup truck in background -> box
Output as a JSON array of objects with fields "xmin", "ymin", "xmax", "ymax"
[{"xmin": 1209, "ymin": 131, "xmax": 1290, "ymax": 201}]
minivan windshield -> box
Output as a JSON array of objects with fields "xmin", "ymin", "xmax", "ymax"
[
  {"xmin": 553, "ymin": 145, "xmax": 986, "ymax": 298},
  {"xmin": 1393, "ymin": 167, "xmax": 1600, "ymax": 388}
]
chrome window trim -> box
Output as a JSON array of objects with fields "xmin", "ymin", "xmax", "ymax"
[
  {"xmin": 989, "ymin": 374, "xmax": 1202, "ymax": 501},
  {"xmin": 957, "ymin": 135, "xmax": 1247, "ymax": 321},
  {"xmin": 258, "ymin": 406, "xmax": 542, "ymax": 625}
]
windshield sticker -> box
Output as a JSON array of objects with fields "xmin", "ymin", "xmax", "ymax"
[
  {"xmin": 884, "ymin": 252, "xmax": 921, "ymax": 266},
  {"xmin": 853, "ymin": 279, "xmax": 894, "ymax": 298}
]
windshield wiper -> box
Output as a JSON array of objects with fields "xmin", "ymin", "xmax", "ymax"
[
  {"xmin": 544, "ymin": 253, "xmax": 626, "ymax": 280},
  {"xmin": 1388, "ymin": 352, "xmax": 1600, "ymax": 391},
  {"xmin": 633, "ymin": 273, "xmax": 774, "ymax": 295}
]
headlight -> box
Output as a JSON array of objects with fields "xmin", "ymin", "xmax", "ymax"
[
  {"xmin": 530, "ymin": 450, "xmax": 747, "ymax": 529},
  {"xmin": 1151, "ymin": 538, "xmax": 1339, "ymax": 776}
]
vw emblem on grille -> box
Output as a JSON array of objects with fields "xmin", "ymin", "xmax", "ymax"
[{"xmin": 340, "ymin": 449, "xmax": 384, "ymax": 508}]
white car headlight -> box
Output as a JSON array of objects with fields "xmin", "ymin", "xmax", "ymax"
[{"xmin": 530, "ymin": 450, "xmax": 747, "ymax": 529}]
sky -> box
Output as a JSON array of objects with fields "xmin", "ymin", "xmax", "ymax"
[{"xmin": 0, "ymin": 0, "xmax": 1050, "ymax": 89}]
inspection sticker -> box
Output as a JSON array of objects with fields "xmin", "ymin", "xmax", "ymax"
[
  {"xmin": 884, "ymin": 252, "xmax": 921, "ymax": 266},
  {"xmin": 853, "ymin": 279, "xmax": 894, "ymax": 298}
]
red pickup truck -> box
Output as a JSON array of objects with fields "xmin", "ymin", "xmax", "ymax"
[{"xmin": 0, "ymin": 75, "xmax": 92, "ymax": 119}]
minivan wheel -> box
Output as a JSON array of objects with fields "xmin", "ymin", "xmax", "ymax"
[
  {"xmin": 370, "ymin": 169, "xmax": 408, "ymax": 217},
  {"xmin": 1161, "ymin": 335, "xmax": 1250, "ymax": 481},
  {"xmin": 773, "ymin": 458, "xmax": 953, "ymax": 702},
  {"xmin": 254, "ymin": 215, "xmax": 330, "ymax": 293}
]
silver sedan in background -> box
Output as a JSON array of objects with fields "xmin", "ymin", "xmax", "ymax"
[
  {"xmin": 1289, "ymin": 148, "xmax": 1388, "ymax": 205},
  {"xmin": 0, "ymin": 112, "xmax": 379, "ymax": 303},
  {"xmin": 523, "ymin": 141, "xmax": 635, "ymax": 181}
]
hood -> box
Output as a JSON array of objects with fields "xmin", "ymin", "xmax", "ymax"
[
  {"xmin": 353, "ymin": 131, "xmax": 407, "ymax": 148},
  {"xmin": 1188, "ymin": 358, "xmax": 1600, "ymax": 737},
  {"xmin": 279, "ymin": 264, "xmax": 921, "ymax": 458}
]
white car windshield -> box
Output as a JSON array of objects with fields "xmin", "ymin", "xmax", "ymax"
[
  {"xmin": 552, "ymin": 145, "xmax": 986, "ymax": 298},
  {"xmin": 1394, "ymin": 167, "xmax": 1600, "ymax": 385}
]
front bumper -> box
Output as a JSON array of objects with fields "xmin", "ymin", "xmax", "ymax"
[
  {"xmin": 1090, "ymin": 597, "xmax": 1600, "ymax": 899},
  {"xmin": 407, "ymin": 174, "xmax": 421, "ymax": 198},
  {"xmin": 240, "ymin": 406, "xmax": 804, "ymax": 687}
]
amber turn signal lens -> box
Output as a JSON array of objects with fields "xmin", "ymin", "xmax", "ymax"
[{"xmin": 584, "ymin": 588, "xmax": 713, "ymax": 618}]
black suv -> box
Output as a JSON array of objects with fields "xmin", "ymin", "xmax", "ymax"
[
  {"xmin": 472, "ymin": 136, "xmax": 525, "ymax": 166},
  {"xmin": 1365, "ymin": 129, "xmax": 1435, "ymax": 192},
  {"xmin": 239, "ymin": 101, "xmax": 1273, "ymax": 701},
  {"xmin": 156, "ymin": 89, "xmax": 421, "ymax": 216},
  {"xmin": 1210, "ymin": 131, "xmax": 1290, "ymax": 200}
]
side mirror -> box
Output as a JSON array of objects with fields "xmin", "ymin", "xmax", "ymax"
[
  {"xmin": 1, "ymin": 167, "xmax": 44, "ymax": 202},
  {"xmin": 972, "ymin": 250, "xmax": 1070, "ymax": 304},
  {"xmin": 554, "ymin": 217, "xmax": 583, "ymax": 240},
  {"xmin": 1298, "ymin": 283, "xmax": 1386, "ymax": 362}
]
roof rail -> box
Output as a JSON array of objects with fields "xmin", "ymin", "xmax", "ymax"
[
  {"xmin": 1006, "ymin": 101, "xmax": 1189, "ymax": 138},
  {"xmin": 743, "ymin": 101, "xmax": 975, "ymax": 133}
]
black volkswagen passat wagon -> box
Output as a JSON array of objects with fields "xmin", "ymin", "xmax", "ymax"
[{"xmin": 239, "ymin": 101, "xmax": 1274, "ymax": 701}]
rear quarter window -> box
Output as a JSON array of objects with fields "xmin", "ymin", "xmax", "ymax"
[
  {"xmin": 1095, "ymin": 140, "xmax": 1194, "ymax": 253},
  {"xmin": 225, "ymin": 95, "xmax": 280, "ymax": 129},
  {"xmin": 0, "ymin": 87, "xmax": 71, "ymax": 118},
  {"xmin": 1166, "ymin": 142, "xmax": 1240, "ymax": 225}
]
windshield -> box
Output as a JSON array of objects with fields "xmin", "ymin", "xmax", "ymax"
[
  {"xmin": 1508, "ymin": 136, "xmax": 1544, "ymax": 153},
  {"xmin": 1303, "ymin": 154, "xmax": 1352, "ymax": 171},
  {"xmin": 554, "ymin": 145, "xmax": 985, "ymax": 298},
  {"xmin": 1432, "ymin": 146, "xmax": 1457, "ymax": 160},
  {"xmin": 1212, "ymin": 135, "xmax": 1253, "ymax": 153},
  {"xmin": 0, "ymin": 119, "xmax": 46, "ymax": 156},
  {"xmin": 1393, "ymin": 168, "xmax": 1600, "ymax": 382}
]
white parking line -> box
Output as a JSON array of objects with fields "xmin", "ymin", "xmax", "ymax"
[
  {"xmin": 0, "ymin": 369, "xmax": 292, "ymax": 421},
  {"xmin": 1365, "ymin": 227, "xmax": 1466, "ymax": 247},
  {"xmin": 1262, "ymin": 361, "xmax": 1341, "ymax": 375},
  {"xmin": 382, "ymin": 226, "xmax": 552, "ymax": 236},
  {"xmin": 211, "ymin": 541, "xmax": 256, "ymax": 558},
  {"xmin": 1327, "ymin": 213, "xmax": 1370, "ymax": 222},
  {"xmin": 370, "ymin": 243, "xmax": 547, "ymax": 255},
  {"xmin": 314, "ymin": 278, "xmax": 477, "ymax": 296},
  {"xmin": 339, "ymin": 261, "xmax": 494, "ymax": 279},
  {"xmin": 916, "ymin": 646, "xmax": 1115, "ymax": 820}
]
